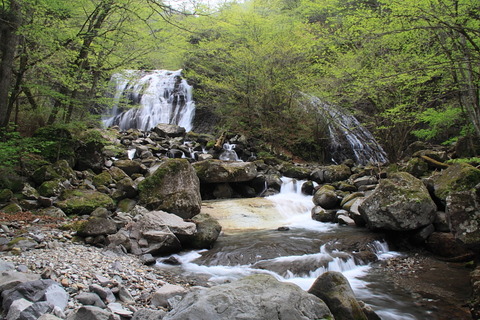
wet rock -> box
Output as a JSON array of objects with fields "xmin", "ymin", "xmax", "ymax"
[
  {"xmin": 139, "ymin": 254, "xmax": 156, "ymax": 266},
  {"xmin": 359, "ymin": 172, "xmax": 436, "ymax": 231},
  {"xmin": 308, "ymin": 271, "xmax": 367, "ymax": 320},
  {"xmin": 353, "ymin": 176, "xmax": 378, "ymax": 188},
  {"xmin": 139, "ymin": 159, "xmax": 201, "ymax": 219},
  {"xmin": 425, "ymin": 232, "xmax": 474, "ymax": 260},
  {"xmin": 281, "ymin": 164, "xmax": 311, "ymax": 179},
  {"xmin": 188, "ymin": 213, "xmax": 222, "ymax": 249},
  {"xmin": 313, "ymin": 185, "xmax": 338, "ymax": 209},
  {"xmin": 311, "ymin": 206, "xmax": 335, "ymax": 223},
  {"xmin": 433, "ymin": 211, "xmax": 450, "ymax": 232},
  {"xmin": 163, "ymin": 274, "xmax": 332, "ymax": 320}
]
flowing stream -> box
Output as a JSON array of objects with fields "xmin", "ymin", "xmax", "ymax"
[{"xmin": 156, "ymin": 178, "xmax": 471, "ymax": 319}]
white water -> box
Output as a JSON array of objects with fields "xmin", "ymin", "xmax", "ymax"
[
  {"xmin": 102, "ymin": 70, "xmax": 195, "ymax": 132},
  {"xmin": 157, "ymin": 177, "xmax": 427, "ymax": 318},
  {"xmin": 219, "ymin": 143, "xmax": 241, "ymax": 161},
  {"xmin": 303, "ymin": 95, "xmax": 388, "ymax": 165}
]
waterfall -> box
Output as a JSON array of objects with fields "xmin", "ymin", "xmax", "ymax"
[
  {"xmin": 219, "ymin": 143, "xmax": 241, "ymax": 161},
  {"xmin": 102, "ymin": 70, "xmax": 195, "ymax": 132},
  {"xmin": 303, "ymin": 95, "xmax": 388, "ymax": 165}
]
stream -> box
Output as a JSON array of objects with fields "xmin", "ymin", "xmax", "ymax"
[{"xmin": 156, "ymin": 178, "xmax": 471, "ymax": 319}]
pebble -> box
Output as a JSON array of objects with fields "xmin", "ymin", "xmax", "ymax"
[{"xmin": 0, "ymin": 227, "xmax": 191, "ymax": 316}]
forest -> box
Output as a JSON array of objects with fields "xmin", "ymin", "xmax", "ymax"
[{"xmin": 0, "ymin": 0, "xmax": 479, "ymax": 166}]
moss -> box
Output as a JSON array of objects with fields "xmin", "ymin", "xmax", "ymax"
[
  {"xmin": 38, "ymin": 179, "xmax": 64, "ymax": 197},
  {"xmin": 433, "ymin": 163, "xmax": 480, "ymax": 200},
  {"xmin": 93, "ymin": 171, "xmax": 113, "ymax": 187},
  {"xmin": 57, "ymin": 189, "xmax": 114, "ymax": 215},
  {"xmin": 138, "ymin": 159, "xmax": 188, "ymax": 195},
  {"xmin": 7, "ymin": 237, "xmax": 28, "ymax": 247},
  {"xmin": 0, "ymin": 189, "xmax": 13, "ymax": 203},
  {"xmin": 59, "ymin": 220, "xmax": 88, "ymax": 232}
]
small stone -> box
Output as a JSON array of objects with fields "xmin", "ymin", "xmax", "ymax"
[{"xmin": 61, "ymin": 278, "xmax": 70, "ymax": 287}]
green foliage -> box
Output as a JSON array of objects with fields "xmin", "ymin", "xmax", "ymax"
[
  {"xmin": 412, "ymin": 106, "xmax": 463, "ymax": 144},
  {"xmin": 447, "ymin": 157, "xmax": 480, "ymax": 166}
]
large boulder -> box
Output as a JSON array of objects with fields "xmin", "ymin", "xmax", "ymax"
[
  {"xmin": 308, "ymin": 271, "xmax": 368, "ymax": 320},
  {"xmin": 57, "ymin": 189, "xmax": 115, "ymax": 215},
  {"xmin": 113, "ymin": 160, "xmax": 146, "ymax": 177},
  {"xmin": 152, "ymin": 124, "xmax": 186, "ymax": 138},
  {"xmin": 163, "ymin": 274, "xmax": 332, "ymax": 320},
  {"xmin": 193, "ymin": 159, "xmax": 257, "ymax": 183},
  {"xmin": 138, "ymin": 159, "xmax": 201, "ymax": 219},
  {"xmin": 359, "ymin": 172, "xmax": 436, "ymax": 231},
  {"xmin": 313, "ymin": 185, "xmax": 338, "ymax": 209},
  {"xmin": 32, "ymin": 160, "xmax": 76, "ymax": 185},
  {"xmin": 432, "ymin": 163, "xmax": 480, "ymax": 202}
]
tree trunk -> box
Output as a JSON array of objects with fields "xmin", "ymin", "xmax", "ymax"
[{"xmin": 0, "ymin": 0, "xmax": 21, "ymax": 127}]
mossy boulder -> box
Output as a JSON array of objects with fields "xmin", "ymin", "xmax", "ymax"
[
  {"xmin": 0, "ymin": 189, "xmax": 13, "ymax": 203},
  {"xmin": 1, "ymin": 203, "xmax": 22, "ymax": 214},
  {"xmin": 432, "ymin": 163, "xmax": 480, "ymax": 202},
  {"xmin": 138, "ymin": 159, "xmax": 201, "ymax": 219},
  {"xmin": 404, "ymin": 157, "xmax": 429, "ymax": 177},
  {"xmin": 359, "ymin": 172, "xmax": 437, "ymax": 231},
  {"xmin": 193, "ymin": 159, "xmax": 257, "ymax": 183},
  {"xmin": 92, "ymin": 171, "xmax": 113, "ymax": 188},
  {"xmin": 313, "ymin": 185, "xmax": 338, "ymax": 209},
  {"xmin": 32, "ymin": 160, "xmax": 76, "ymax": 185},
  {"xmin": 57, "ymin": 189, "xmax": 114, "ymax": 215},
  {"xmin": 281, "ymin": 164, "xmax": 311, "ymax": 180},
  {"xmin": 113, "ymin": 160, "xmax": 146, "ymax": 177},
  {"xmin": 37, "ymin": 179, "xmax": 65, "ymax": 197}
]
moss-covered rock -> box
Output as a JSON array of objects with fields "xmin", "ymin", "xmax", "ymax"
[
  {"xmin": 0, "ymin": 189, "xmax": 13, "ymax": 203},
  {"xmin": 32, "ymin": 160, "xmax": 76, "ymax": 185},
  {"xmin": 109, "ymin": 166, "xmax": 130, "ymax": 182},
  {"xmin": 404, "ymin": 157, "xmax": 429, "ymax": 177},
  {"xmin": 432, "ymin": 163, "xmax": 480, "ymax": 202},
  {"xmin": 311, "ymin": 165, "xmax": 351, "ymax": 183},
  {"xmin": 93, "ymin": 171, "xmax": 113, "ymax": 188},
  {"xmin": 57, "ymin": 189, "xmax": 114, "ymax": 215},
  {"xmin": 76, "ymin": 217, "xmax": 117, "ymax": 237},
  {"xmin": 281, "ymin": 164, "xmax": 311, "ymax": 180},
  {"xmin": 1, "ymin": 202, "xmax": 22, "ymax": 214},
  {"xmin": 313, "ymin": 185, "xmax": 338, "ymax": 209},
  {"xmin": 37, "ymin": 179, "xmax": 65, "ymax": 197},
  {"xmin": 359, "ymin": 172, "xmax": 437, "ymax": 231},
  {"xmin": 139, "ymin": 159, "xmax": 201, "ymax": 219},
  {"xmin": 446, "ymin": 190, "xmax": 480, "ymax": 249},
  {"xmin": 193, "ymin": 159, "xmax": 257, "ymax": 183},
  {"xmin": 113, "ymin": 160, "xmax": 146, "ymax": 177}
]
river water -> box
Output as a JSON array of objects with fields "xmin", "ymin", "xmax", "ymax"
[{"xmin": 157, "ymin": 178, "xmax": 471, "ymax": 319}]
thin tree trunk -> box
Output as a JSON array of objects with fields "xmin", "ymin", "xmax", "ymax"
[{"xmin": 0, "ymin": 0, "xmax": 21, "ymax": 127}]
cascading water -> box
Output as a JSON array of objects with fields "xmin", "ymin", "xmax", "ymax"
[
  {"xmin": 219, "ymin": 143, "xmax": 241, "ymax": 161},
  {"xmin": 302, "ymin": 95, "xmax": 388, "ymax": 165},
  {"xmin": 156, "ymin": 177, "xmax": 434, "ymax": 319},
  {"xmin": 102, "ymin": 70, "xmax": 195, "ymax": 132}
]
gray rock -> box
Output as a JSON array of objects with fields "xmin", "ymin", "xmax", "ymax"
[
  {"xmin": 0, "ymin": 259, "xmax": 15, "ymax": 272},
  {"xmin": 311, "ymin": 206, "xmax": 335, "ymax": 223},
  {"xmin": 76, "ymin": 292, "xmax": 106, "ymax": 308},
  {"xmin": 66, "ymin": 306, "xmax": 114, "ymax": 320},
  {"xmin": 38, "ymin": 314, "xmax": 63, "ymax": 320},
  {"xmin": 108, "ymin": 302, "xmax": 133, "ymax": 317},
  {"xmin": 2, "ymin": 280, "xmax": 67, "ymax": 312},
  {"xmin": 6, "ymin": 298, "xmax": 32, "ymax": 320},
  {"xmin": 188, "ymin": 213, "xmax": 222, "ymax": 249},
  {"xmin": 77, "ymin": 217, "xmax": 118, "ymax": 237},
  {"xmin": 17, "ymin": 301, "xmax": 54, "ymax": 320},
  {"xmin": 89, "ymin": 284, "xmax": 116, "ymax": 303},
  {"xmin": 139, "ymin": 254, "xmax": 156, "ymax": 266},
  {"xmin": 131, "ymin": 308, "xmax": 166, "ymax": 320},
  {"xmin": 117, "ymin": 285, "xmax": 135, "ymax": 305},
  {"xmin": 359, "ymin": 172, "xmax": 436, "ymax": 231},
  {"xmin": 152, "ymin": 124, "xmax": 186, "ymax": 138},
  {"xmin": 150, "ymin": 283, "xmax": 187, "ymax": 308},
  {"xmin": 0, "ymin": 271, "xmax": 40, "ymax": 293},
  {"xmin": 163, "ymin": 274, "xmax": 332, "ymax": 320},
  {"xmin": 308, "ymin": 271, "xmax": 367, "ymax": 320}
]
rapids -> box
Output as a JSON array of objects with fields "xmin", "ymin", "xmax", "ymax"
[{"xmin": 156, "ymin": 178, "xmax": 471, "ymax": 319}]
